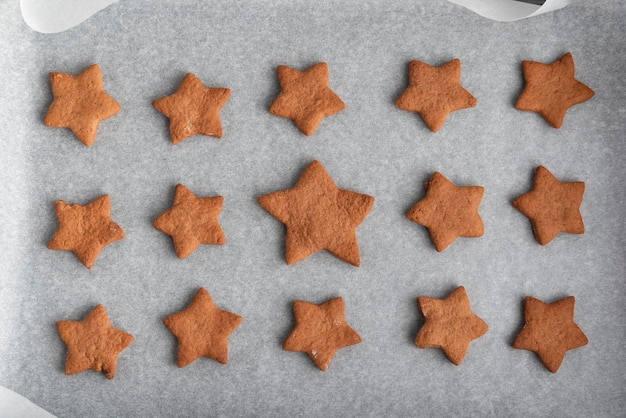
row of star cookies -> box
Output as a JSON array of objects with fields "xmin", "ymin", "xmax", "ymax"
[
  {"xmin": 56, "ymin": 286, "xmax": 587, "ymax": 379},
  {"xmin": 47, "ymin": 160, "xmax": 585, "ymax": 269},
  {"xmin": 43, "ymin": 53, "xmax": 593, "ymax": 146}
]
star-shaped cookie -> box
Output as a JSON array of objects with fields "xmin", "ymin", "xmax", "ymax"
[
  {"xmin": 163, "ymin": 288, "xmax": 242, "ymax": 367},
  {"xmin": 56, "ymin": 304, "xmax": 134, "ymax": 379},
  {"xmin": 257, "ymin": 160, "xmax": 374, "ymax": 266},
  {"xmin": 512, "ymin": 296, "xmax": 588, "ymax": 373},
  {"xmin": 269, "ymin": 62, "xmax": 346, "ymax": 136},
  {"xmin": 414, "ymin": 286, "xmax": 488, "ymax": 365},
  {"xmin": 153, "ymin": 73, "xmax": 231, "ymax": 144},
  {"xmin": 44, "ymin": 64, "xmax": 121, "ymax": 146},
  {"xmin": 47, "ymin": 195, "xmax": 125, "ymax": 269},
  {"xmin": 512, "ymin": 166, "xmax": 584, "ymax": 245},
  {"xmin": 406, "ymin": 172, "xmax": 484, "ymax": 252},
  {"xmin": 153, "ymin": 184, "xmax": 225, "ymax": 259},
  {"xmin": 283, "ymin": 296, "xmax": 361, "ymax": 371},
  {"xmin": 515, "ymin": 52, "xmax": 594, "ymax": 128},
  {"xmin": 395, "ymin": 59, "xmax": 476, "ymax": 132}
]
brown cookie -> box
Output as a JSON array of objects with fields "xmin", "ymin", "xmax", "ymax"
[
  {"xmin": 56, "ymin": 304, "xmax": 134, "ymax": 379},
  {"xmin": 153, "ymin": 184, "xmax": 225, "ymax": 259},
  {"xmin": 406, "ymin": 172, "xmax": 484, "ymax": 252},
  {"xmin": 163, "ymin": 288, "xmax": 242, "ymax": 367},
  {"xmin": 44, "ymin": 64, "xmax": 121, "ymax": 147},
  {"xmin": 269, "ymin": 62, "xmax": 345, "ymax": 136},
  {"xmin": 257, "ymin": 160, "xmax": 374, "ymax": 266},
  {"xmin": 153, "ymin": 73, "xmax": 231, "ymax": 144},
  {"xmin": 512, "ymin": 296, "xmax": 588, "ymax": 373},
  {"xmin": 414, "ymin": 286, "xmax": 488, "ymax": 365},
  {"xmin": 512, "ymin": 166, "xmax": 584, "ymax": 245},
  {"xmin": 515, "ymin": 52, "xmax": 594, "ymax": 128},
  {"xmin": 283, "ymin": 296, "xmax": 361, "ymax": 371},
  {"xmin": 395, "ymin": 59, "xmax": 476, "ymax": 132},
  {"xmin": 47, "ymin": 195, "xmax": 125, "ymax": 269}
]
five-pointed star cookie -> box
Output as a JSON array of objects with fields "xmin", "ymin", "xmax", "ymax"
[
  {"xmin": 257, "ymin": 160, "xmax": 374, "ymax": 266},
  {"xmin": 414, "ymin": 286, "xmax": 488, "ymax": 365},
  {"xmin": 406, "ymin": 172, "xmax": 484, "ymax": 252},
  {"xmin": 512, "ymin": 296, "xmax": 588, "ymax": 373},
  {"xmin": 56, "ymin": 304, "xmax": 134, "ymax": 379},
  {"xmin": 47, "ymin": 195, "xmax": 125, "ymax": 269},
  {"xmin": 153, "ymin": 184, "xmax": 225, "ymax": 259},
  {"xmin": 44, "ymin": 64, "xmax": 121, "ymax": 147},
  {"xmin": 515, "ymin": 52, "xmax": 594, "ymax": 128},
  {"xmin": 163, "ymin": 288, "xmax": 242, "ymax": 367},
  {"xmin": 395, "ymin": 59, "xmax": 476, "ymax": 132},
  {"xmin": 153, "ymin": 73, "xmax": 231, "ymax": 144},
  {"xmin": 512, "ymin": 166, "xmax": 584, "ymax": 245},
  {"xmin": 283, "ymin": 296, "xmax": 361, "ymax": 371},
  {"xmin": 269, "ymin": 62, "xmax": 346, "ymax": 136}
]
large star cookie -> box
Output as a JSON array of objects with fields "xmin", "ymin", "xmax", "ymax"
[
  {"xmin": 512, "ymin": 166, "xmax": 584, "ymax": 245},
  {"xmin": 56, "ymin": 304, "xmax": 134, "ymax": 379},
  {"xmin": 269, "ymin": 62, "xmax": 345, "ymax": 136},
  {"xmin": 396, "ymin": 59, "xmax": 476, "ymax": 132},
  {"xmin": 44, "ymin": 64, "xmax": 120, "ymax": 146},
  {"xmin": 515, "ymin": 52, "xmax": 594, "ymax": 128},
  {"xmin": 512, "ymin": 296, "xmax": 588, "ymax": 373},
  {"xmin": 153, "ymin": 184, "xmax": 225, "ymax": 259},
  {"xmin": 283, "ymin": 296, "xmax": 361, "ymax": 371},
  {"xmin": 153, "ymin": 73, "xmax": 231, "ymax": 144},
  {"xmin": 163, "ymin": 288, "xmax": 242, "ymax": 367},
  {"xmin": 414, "ymin": 286, "xmax": 488, "ymax": 365},
  {"xmin": 406, "ymin": 172, "xmax": 484, "ymax": 252},
  {"xmin": 257, "ymin": 160, "xmax": 374, "ymax": 266},
  {"xmin": 47, "ymin": 194, "xmax": 125, "ymax": 269}
]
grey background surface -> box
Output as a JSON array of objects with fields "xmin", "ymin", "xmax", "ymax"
[{"xmin": 0, "ymin": 1, "xmax": 624, "ymax": 416}]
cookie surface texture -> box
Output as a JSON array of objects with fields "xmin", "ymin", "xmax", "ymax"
[
  {"xmin": 153, "ymin": 73, "xmax": 230, "ymax": 144},
  {"xmin": 257, "ymin": 160, "xmax": 374, "ymax": 266},
  {"xmin": 395, "ymin": 59, "xmax": 476, "ymax": 132},
  {"xmin": 512, "ymin": 165, "xmax": 584, "ymax": 245},
  {"xmin": 56, "ymin": 304, "xmax": 134, "ymax": 379},
  {"xmin": 283, "ymin": 296, "xmax": 361, "ymax": 371},
  {"xmin": 163, "ymin": 288, "xmax": 242, "ymax": 367},
  {"xmin": 414, "ymin": 286, "xmax": 488, "ymax": 365},
  {"xmin": 269, "ymin": 62, "xmax": 345, "ymax": 136},
  {"xmin": 515, "ymin": 52, "xmax": 594, "ymax": 128},
  {"xmin": 512, "ymin": 296, "xmax": 588, "ymax": 373},
  {"xmin": 44, "ymin": 64, "xmax": 120, "ymax": 146},
  {"xmin": 153, "ymin": 184, "xmax": 225, "ymax": 259},
  {"xmin": 406, "ymin": 172, "xmax": 484, "ymax": 252},
  {"xmin": 47, "ymin": 194, "xmax": 125, "ymax": 269}
]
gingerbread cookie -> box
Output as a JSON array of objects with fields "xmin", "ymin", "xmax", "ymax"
[
  {"xmin": 269, "ymin": 62, "xmax": 345, "ymax": 136},
  {"xmin": 257, "ymin": 160, "xmax": 374, "ymax": 266},
  {"xmin": 414, "ymin": 286, "xmax": 488, "ymax": 365},
  {"xmin": 153, "ymin": 184, "xmax": 225, "ymax": 259},
  {"xmin": 56, "ymin": 304, "xmax": 134, "ymax": 379},
  {"xmin": 47, "ymin": 195, "xmax": 125, "ymax": 269},
  {"xmin": 512, "ymin": 296, "xmax": 588, "ymax": 373},
  {"xmin": 396, "ymin": 59, "xmax": 476, "ymax": 132},
  {"xmin": 515, "ymin": 52, "xmax": 594, "ymax": 128},
  {"xmin": 283, "ymin": 296, "xmax": 361, "ymax": 371},
  {"xmin": 44, "ymin": 64, "xmax": 120, "ymax": 147},
  {"xmin": 512, "ymin": 166, "xmax": 584, "ymax": 245},
  {"xmin": 163, "ymin": 288, "xmax": 242, "ymax": 367},
  {"xmin": 153, "ymin": 73, "xmax": 231, "ymax": 144},
  {"xmin": 406, "ymin": 172, "xmax": 484, "ymax": 252}
]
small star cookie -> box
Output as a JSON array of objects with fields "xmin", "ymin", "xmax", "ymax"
[
  {"xmin": 515, "ymin": 52, "xmax": 594, "ymax": 128},
  {"xmin": 56, "ymin": 304, "xmax": 134, "ymax": 379},
  {"xmin": 44, "ymin": 64, "xmax": 121, "ymax": 147},
  {"xmin": 269, "ymin": 62, "xmax": 345, "ymax": 136},
  {"xmin": 283, "ymin": 296, "xmax": 361, "ymax": 371},
  {"xmin": 414, "ymin": 286, "xmax": 488, "ymax": 365}
]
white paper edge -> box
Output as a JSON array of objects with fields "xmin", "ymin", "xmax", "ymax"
[
  {"xmin": 447, "ymin": 0, "xmax": 571, "ymax": 21},
  {"xmin": 20, "ymin": 0, "xmax": 118, "ymax": 34},
  {"xmin": 0, "ymin": 386, "xmax": 56, "ymax": 418}
]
